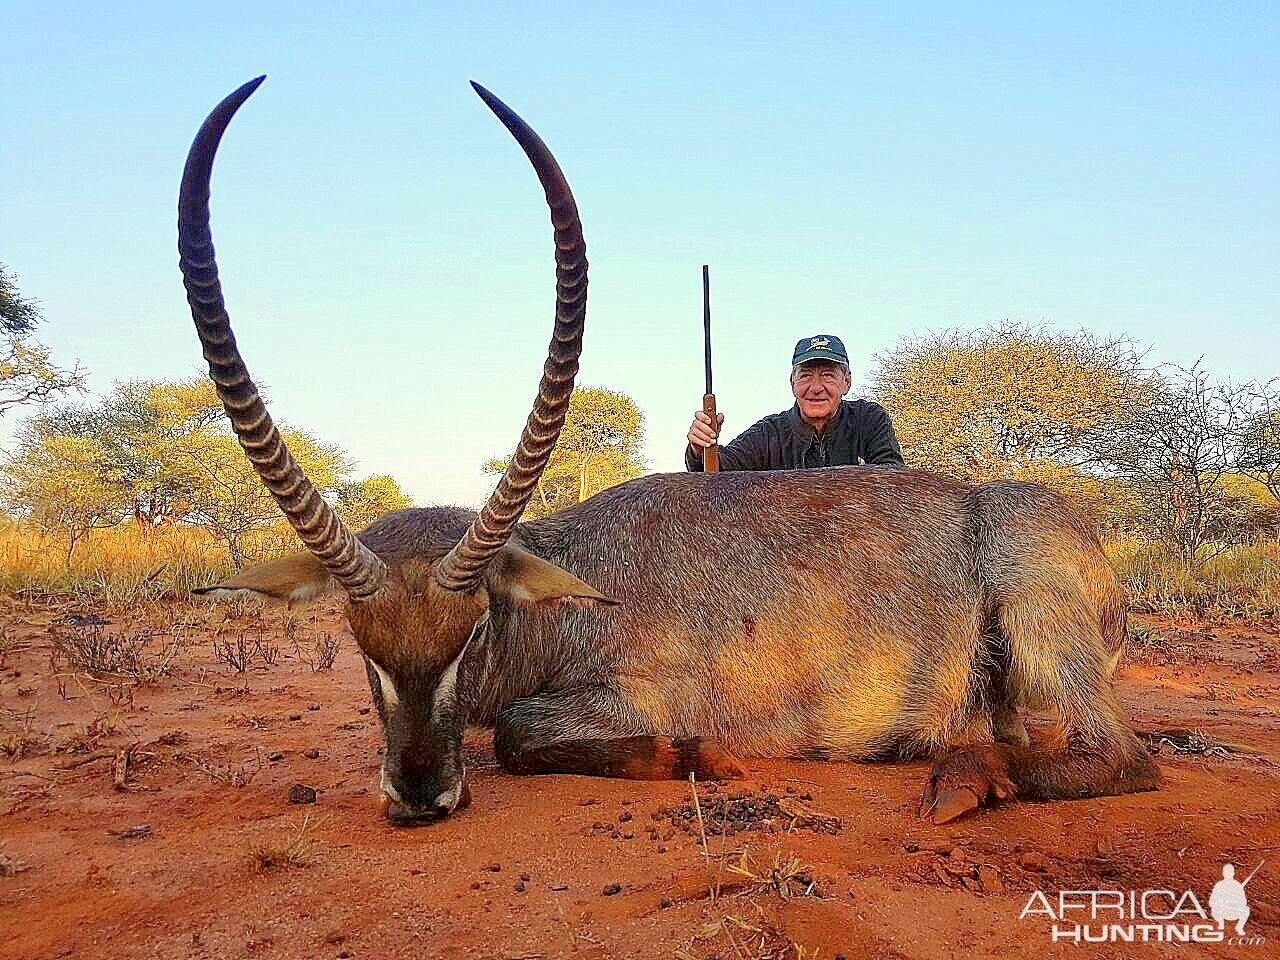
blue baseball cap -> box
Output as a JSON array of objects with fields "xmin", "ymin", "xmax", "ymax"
[{"xmin": 791, "ymin": 334, "xmax": 849, "ymax": 366}]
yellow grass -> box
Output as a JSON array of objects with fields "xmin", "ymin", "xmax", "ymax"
[
  {"xmin": 0, "ymin": 521, "xmax": 296, "ymax": 605},
  {"xmin": 1106, "ymin": 536, "xmax": 1280, "ymax": 620}
]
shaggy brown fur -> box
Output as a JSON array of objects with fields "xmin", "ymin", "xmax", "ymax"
[{"xmin": 218, "ymin": 466, "xmax": 1159, "ymax": 825}]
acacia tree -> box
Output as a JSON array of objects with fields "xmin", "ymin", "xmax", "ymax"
[
  {"xmin": 485, "ymin": 386, "xmax": 646, "ymax": 518},
  {"xmin": 175, "ymin": 428, "xmax": 348, "ymax": 568},
  {"xmin": 871, "ymin": 323, "xmax": 1152, "ymax": 484},
  {"xmin": 336, "ymin": 474, "xmax": 413, "ymax": 529},
  {"xmin": 0, "ymin": 263, "xmax": 85, "ymax": 416}
]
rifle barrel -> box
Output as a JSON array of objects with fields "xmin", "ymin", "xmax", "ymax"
[
  {"xmin": 702, "ymin": 265, "xmax": 712, "ymax": 395},
  {"xmin": 1242, "ymin": 859, "xmax": 1265, "ymax": 886}
]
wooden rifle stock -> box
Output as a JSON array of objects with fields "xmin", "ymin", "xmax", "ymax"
[{"xmin": 702, "ymin": 393, "xmax": 719, "ymax": 472}]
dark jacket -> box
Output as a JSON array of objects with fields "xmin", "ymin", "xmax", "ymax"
[{"xmin": 684, "ymin": 399, "xmax": 905, "ymax": 472}]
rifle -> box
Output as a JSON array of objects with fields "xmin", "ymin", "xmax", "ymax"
[
  {"xmin": 1242, "ymin": 859, "xmax": 1265, "ymax": 886},
  {"xmin": 701, "ymin": 264, "xmax": 718, "ymax": 472}
]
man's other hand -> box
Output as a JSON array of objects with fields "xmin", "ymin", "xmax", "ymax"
[{"xmin": 687, "ymin": 410, "xmax": 725, "ymax": 450}]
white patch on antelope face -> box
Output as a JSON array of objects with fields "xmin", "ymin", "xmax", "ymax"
[
  {"xmin": 380, "ymin": 767, "xmax": 402, "ymax": 803},
  {"xmin": 432, "ymin": 642, "xmax": 467, "ymax": 714},
  {"xmin": 368, "ymin": 658, "xmax": 400, "ymax": 711},
  {"xmin": 431, "ymin": 768, "xmax": 466, "ymax": 813}
]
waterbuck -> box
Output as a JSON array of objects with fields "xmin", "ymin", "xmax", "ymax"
[{"xmin": 181, "ymin": 79, "xmax": 1159, "ymax": 827}]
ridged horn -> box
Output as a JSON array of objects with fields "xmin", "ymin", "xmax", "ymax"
[
  {"xmin": 178, "ymin": 77, "xmax": 387, "ymax": 602},
  {"xmin": 434, "ymin": 83, "xmax": 587, "ymax": 593}
]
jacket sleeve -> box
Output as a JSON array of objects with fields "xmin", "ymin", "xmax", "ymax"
[
  {"xmin": 684, "ymin": 419, "xmax": 773, "ymax": 472},
  {"xmin": 863, "ymin": 403, "xmax": 906, "ymax": 467}
]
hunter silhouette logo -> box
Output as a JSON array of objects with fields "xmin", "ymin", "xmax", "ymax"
[
  {"xmin": 1212, "ymin": 861, "xmax": 1262, "ymax": 935},
  {"xmin": 1019, "ymin": 859, "xmax": 1266, "ymax": 946}
]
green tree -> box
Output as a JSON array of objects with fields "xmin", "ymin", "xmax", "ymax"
[
  {"xmin": 0, "ymin": 263, "xmax": 85, "ymax": 416},
  {"xmin": 484, "ymin": 386, "xmax": 646, "ymax": 519},
  {"xmin": 336, "ymin": 474, "xmax": 414, "ymax": 529}
]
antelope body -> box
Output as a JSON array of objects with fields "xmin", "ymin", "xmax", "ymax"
[{"xmin": 181, "ymin": 79, "xmax": 1158, "ymax": 827}]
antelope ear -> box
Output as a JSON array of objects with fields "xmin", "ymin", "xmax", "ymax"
[
  {"xmin": 491, "ymin": 544, "xmax": 618, "ymax": 607},
  {"xmin": 193, "ymin": 552, "xmax": 337, "ymax": 604}
]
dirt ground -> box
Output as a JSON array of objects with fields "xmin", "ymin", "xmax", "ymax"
[{"xmin": 2, "ymin": 596, "xmax": 1277, "ymax": 960}]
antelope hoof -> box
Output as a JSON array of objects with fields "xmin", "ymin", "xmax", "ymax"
[
  {"xmin": 920, "ymin": 746, "xmax": 1016, "ymax": 824},
  {"xmin": 676, "ymin": 737, "xmax": 745, "ymax": 780}
]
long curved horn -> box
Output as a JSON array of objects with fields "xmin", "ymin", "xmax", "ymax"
[
  {"xmin": 178, "ymin": 77, "xmax": 387, "ymax": 602},
  {"xmin": 434, "ymin": 83, "xmax": 587, "ymax": 593}
]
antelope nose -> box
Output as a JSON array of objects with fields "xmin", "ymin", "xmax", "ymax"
[
  {"xmin": 382, "ymin": 782, "xmax": 471, "ymax": 826},
  {"xmin": 385, "ymin": 799, "xmax": 445, "ymax": 826}
]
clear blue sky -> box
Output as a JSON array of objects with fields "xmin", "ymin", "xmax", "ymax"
[{"xmin": 2, "ymin": 2, "xmax": 1276, "ymax": 507}]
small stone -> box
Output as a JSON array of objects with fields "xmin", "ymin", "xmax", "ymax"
[
  {"xmin": 618, "ymin": 811, "xmax": 633, "ymax": 823},
  {"xmin": 602, "ymin": 883, "xmax": 622, "ymax": 896},
  {"xmin": 357, "ymin": 707, "xmax": 371, "ymax": 715},
  {"xmin": 519, "ymin": 873, "xmax": 530, "ymax": 882},
  {"xmin": 307, "ymin": 703, "xmax": 320, "ymax": 711},
  {"xmin": 657, "ymin": 845, "xmax": 668, "ymax": 853},
  {"xmin": 288, "ymin": 713, "xmax": 302, "ymax": 721},
  {"xmin": 288, "ymin": 784, "xmax": 317, "ymax": 805},
  {"xmin": 977, "ymin": 865, "xmax": 1004, "ymax": 894},
  {"xmin": 514, "ymin": 881, "xmax": 526, "ymax": 893},
  {"xmin": 268, "ymin": 751, "xmax": 284, "ymax": 762},
  {"xmin": 323, "ymin": 930, "xmax": 346, "ymax": 945},
  {"xmin": 485, "ymin": 863, "xmax": 501, "ymax": 872},
  {"xmin": 659, "ymin": 898, "xmax": 673, "ymax": 909},
  {"xmin": 303, "ymin": 748, "xmax": 320, "ymax": 759},
  {"xmin": 549, "ymin": 883, "xmax": 568, "ymax": 891},
  {"xmin": 1019, "ymin": 851, "xmax": 1045, "ymax": 871},
  {"xmin": 904, "ymin": 842, "xmax": 919, "ymax": 853}
]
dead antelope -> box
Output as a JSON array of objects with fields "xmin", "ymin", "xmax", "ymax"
[{"xmin": 181, "ymin": 79, "xmax": 1159, "ymax": 826}]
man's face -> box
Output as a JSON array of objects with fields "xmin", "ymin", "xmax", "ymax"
[{"xmin": 791, "ymin": 360, "xmax": 851, "ymax": 425}]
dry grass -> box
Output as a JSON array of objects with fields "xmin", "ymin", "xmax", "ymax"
[
  {"xmin": 49, "ymin": 621, "xmax": 182, "ymax": 684},
  {"xmin": 186, "ymin": 748, "xmax": 266, "ymax": 788},
  {"xmin": 677, "ymin": 911, "xmax": 822, "ymax": 960},
  {"xmin": 0, "ymin": 521, "xmax": 295, "ymax": 604},
  {"xmin": 210, "ymin": 633, "xmax": 281, "ymax": 673},
  {"xmin": 291, "ymin": 629, "xmax": 341, "ymax": 672},
  {"xmin": 725, "ymin": 849, "xmax": 822, "ymax": 900},
  {"xmin": 0, "ymin": 708, "xmax": 49, "ymax": 761},
  {"xmin": 1106, "ymin": 537, "xmax": 1280, "ymax": 621},
  {"xmin": 0, "ymin": 847, "xmax": 30, "ymax": 877},
  {"xmin": 56, "ymin": 715, "xmax": 125, "ymax": 755},
  {"xmin": 246, "ymin": 815, "xmax": 321, "ymax": 874}
]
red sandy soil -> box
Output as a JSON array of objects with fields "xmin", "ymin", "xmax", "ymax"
[{"xmin": 1, "ymin": 597, "xmax": 1277, "ymax": 960}]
